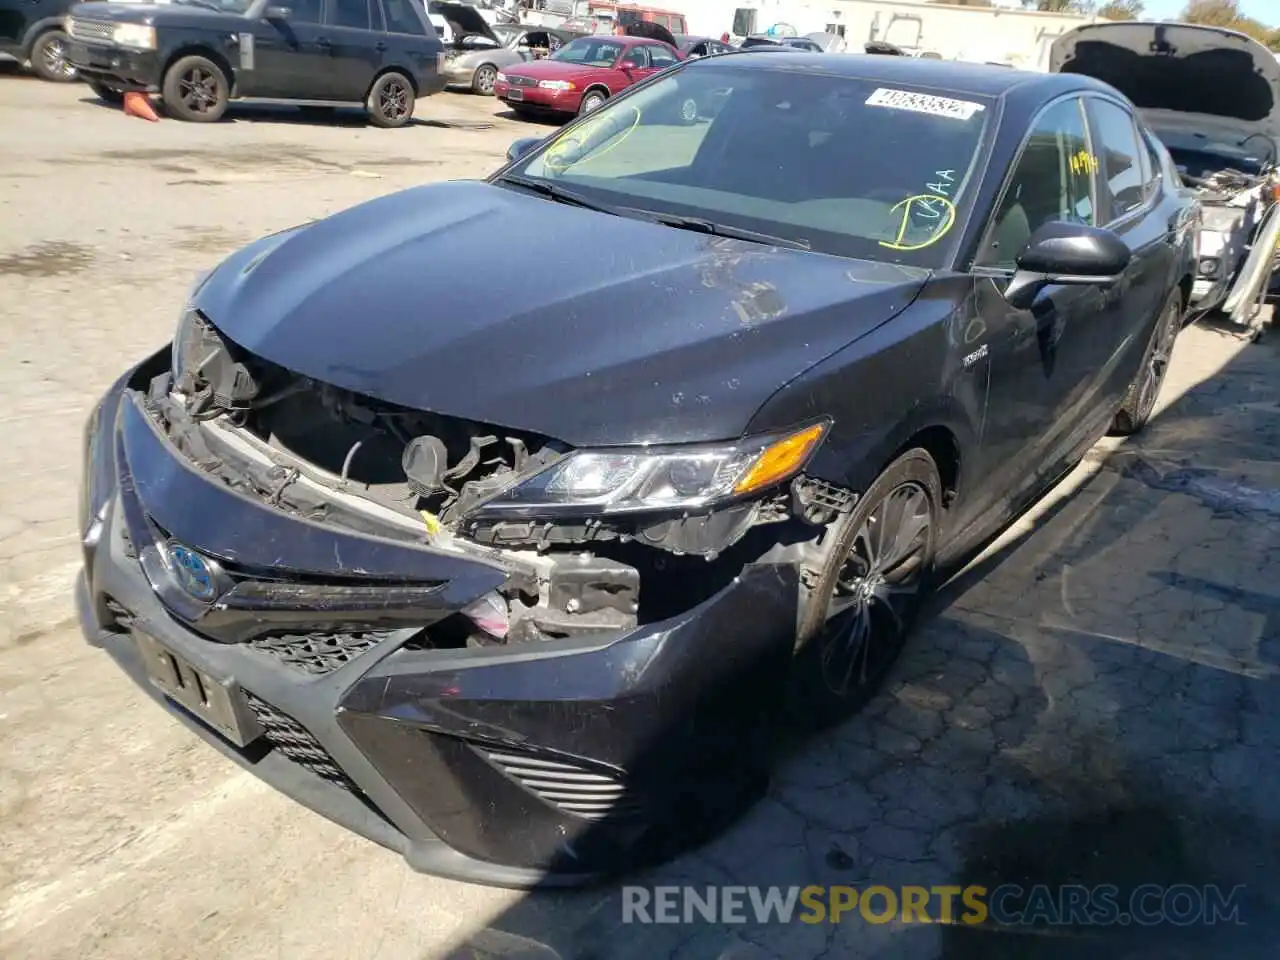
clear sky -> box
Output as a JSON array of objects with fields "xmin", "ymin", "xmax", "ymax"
[{"xmin": 1140, "ymin": 0, "xmax": 1277, "ymax": 26}]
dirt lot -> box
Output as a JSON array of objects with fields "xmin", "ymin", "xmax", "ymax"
[{"xmin": 2, "ymin": 70, "xmax": 1279, "ymax": 960}]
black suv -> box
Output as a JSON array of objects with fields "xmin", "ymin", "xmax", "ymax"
[
  {"xmin": 64, "ymin": 0, "xmax": 446, "ymax": 126},
  {"xmin": 0, "ymin": 0, "xmax": 82, "ymax": 81}
]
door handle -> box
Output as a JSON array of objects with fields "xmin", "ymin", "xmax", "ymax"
[
  {"xmin": 316, "ymin": 37, "xmax": 331, "ymax": 48},
  {"xmin": 375, "ymin": 40, "xmax": 387, "ymax": 51}
]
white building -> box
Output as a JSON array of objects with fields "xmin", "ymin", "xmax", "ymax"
[{"xmin": 683, "ymin": 0, "xmax": 1098, "ymax": 69}]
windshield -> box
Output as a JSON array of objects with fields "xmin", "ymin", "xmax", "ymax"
[
  {"xmin": 503, "ymin": 62, "xmax": 992, "ymax": 267},
  {"xmin": 551, "ymin": 37, "xmax": 626, "ymax": 66}
]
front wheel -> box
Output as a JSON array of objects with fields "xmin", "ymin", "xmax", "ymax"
[
  {"xmin": 161, "ymin": 55, "xmax": 229, "ymax": 122},
  {"xmin": 30, "ymin": 30, "xmax": 76, "ymax": 82},
  {"xmin": 1110, "ymin": 288, "xmax": 1183, "ymax": 436},
  {"xmin": 578, "ymin": 89, "xmax": 606, "ymax": 115},
  {"xmin": 472, "ymin": 64, "xmax": 498, "ymax": 96},
  {"xmin": 366, "ymin": 72, "xmax": 415, "ymax": 128},
  {"xmin": 792, "ymin": 449, "xmax": 941, "ymax": 725}
]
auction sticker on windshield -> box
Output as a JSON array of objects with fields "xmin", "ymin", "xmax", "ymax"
[{"xmin": 865, "ymin": 88, "xmax": 986, "ymax": 122}]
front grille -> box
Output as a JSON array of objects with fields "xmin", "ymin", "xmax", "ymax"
[
  {"xmin": 68, "ymin": 19, "xmax": 115, "ymax": 43},
  {"xmin": 246, "ymin": 629, "xmax": 394, "ymax": 676},
  {"xmin": 483, "ymin": 748, "xmax": 643, "ymax": 822},
  {"xmin": 243, "ymin": 691, "xmax": 354, "ymax": 790},
  {"xmin": 507, "ymin": 75, "xmax": 538, "ymax": 87}
]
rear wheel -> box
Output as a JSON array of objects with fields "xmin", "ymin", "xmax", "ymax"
[
  {"xmin": 30, "ymin": 30, "xmax": 76, "ymax": 82},
  {"xmin": 1110, "ymin": 288, "xmax": 1183, "ymax": 435},
  {"xmin": 366, "ymin": 71, "xmax": 414, "ymax": 128},
  {"xmin": 161, "ymin": 55, "xmax": 229, "ymax": 122},
  {"xmin": 89, "ymin": 82, "xmax": 124, "ymax": 104},
  {"xmin": 792, "ymin": 449, "xmax": 941, "ymax": 725},
  {"xmin": 472, "ymin": 64, "xmax": 498, "ymax": 96}
]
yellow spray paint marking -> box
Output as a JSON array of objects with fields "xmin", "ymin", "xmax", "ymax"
[
  {"xmin": 1069, "ymin": 149, "xmax": 1099, "ymax": 176},
  {"xmin": 543, "ymin": 105, "xmax": 642, "ymax": 172},
  {"xmin": 879, "ymin": 194, "xmax": 957, "ymax": 251},
  {"xmin": 420, "ymin": 510, "xmax": 442, "ymax": 537}
]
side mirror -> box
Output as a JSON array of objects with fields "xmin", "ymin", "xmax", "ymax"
[
  {"xmin": 506, "ymin": 136, "xmax": 543, "ymax": 163},
  {"xmin": 1004, "ymin": 221, "xmax": 1131, "ymax": 309},
  {"xmin": 264, "ymin": 5, "xmax": 291, "ymax": 20}
]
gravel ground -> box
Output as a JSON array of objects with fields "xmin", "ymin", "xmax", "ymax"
[{"xmin": 1, "ymin": 68, "xmax": 1278, "ymax": 960}]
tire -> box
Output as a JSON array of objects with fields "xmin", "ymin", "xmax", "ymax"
[
  {"xmin": 471, "ymin": 64, "xmax": 498, "ymax": 96},
  {"xmin": 161, "ymin": 55, "xmax": 229, "ymax": 123},
  {"xmin": 30, "ymin": 30, "xmax": 76, "ymax": 83},
  {"xmin": 578, "ymin": 88, "xmax": 606, "ymax": 116},
  {"xmin": 366, "ymin": 71, "xmax": 415, "ymax": 128},
  {"xmin": 1110, "ymin": 287, "xmax": 1183, "ymax": 436},
  {"xmin": 791, "ymin": 449, "xmax": 941, "ymax": 726},
  {"xmin": 89, "ymin": 82, "xmax": 124, "ymax": 105}
]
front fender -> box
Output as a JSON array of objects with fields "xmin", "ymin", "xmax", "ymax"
[
  {"xmin": 21, "ymin": 17, "xmax": 68, "ymax": 57},
  {"xmin": 744, "ymin": 277, "xmax": 983, "ymax": 497}
]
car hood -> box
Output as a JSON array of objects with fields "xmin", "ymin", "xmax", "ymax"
[
  {"xmin": 193, "ymin": 180, "xmax": 930, "ymax": 448},
  {"xmin": 433, "ymin": 1, "xmax": 499, "ymax": 45},
  {"xmin": 70, "ymin": 0, "xmax": 239, "ymax": 24},
  {"xmin": 503, "ymin": 58, "xmax": 601, "ymax": 80},
  {"xmin": 1050, "ymin": 21, "xmax": 1280, "ymax": 131}
]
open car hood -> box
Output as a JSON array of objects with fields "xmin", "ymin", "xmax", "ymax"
[
  {"xmin": 430, "ymin": 1, "xmax": 498, "ymax": 45},
  {"xmin": 1050, "ymin": 21, "xmax": 1280, "ymax": 132}
]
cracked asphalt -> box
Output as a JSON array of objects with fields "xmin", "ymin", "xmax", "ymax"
[{"xmin": 2, "ymin": 67, "xmax": 1278, "ymax": 960}]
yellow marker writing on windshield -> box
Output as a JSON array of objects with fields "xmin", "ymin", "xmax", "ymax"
[
  {"xmin": 879, "ymin": 194, "xmax": 957, "ymax": 251},
  {"xmin": 544, "ymin": 105, "xmax": 642, "ymax": 172}
]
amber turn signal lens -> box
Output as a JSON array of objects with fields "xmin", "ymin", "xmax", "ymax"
[{"xmin": 734, "ymin": 422, "xmax": 828, "ymax": 495}]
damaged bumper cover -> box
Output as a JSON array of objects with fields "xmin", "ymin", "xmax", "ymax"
[{"xmin": 76, "ymin": 353, "xmax": 799, "ymax": 887}]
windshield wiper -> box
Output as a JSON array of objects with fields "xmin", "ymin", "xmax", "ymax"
[
  {"xmin": 173, "ymin": 0, "xmax": 224, "ymax": 9},
  {"xmin": 495, "ymin": 174, "xmax": 624, "ymax": 216},
  {"xmin": 644, "ymin": 213, "xmax": 811, "ymax": 251}
]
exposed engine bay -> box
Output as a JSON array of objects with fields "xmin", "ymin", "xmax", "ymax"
[
  {"xmin": 146, "ymin": 313, "xmax": 854, "ymax": 644},
  {"xmin": 1172, "ymin": 158, "xmax": 1274, "ymax": 308}
]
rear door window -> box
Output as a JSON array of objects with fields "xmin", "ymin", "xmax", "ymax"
[
  {"xmin": 290, "ymin": 0, "xmax": 324, "ymax": 24},
  {"xmin": 649, "ymin": 44, "xmax": 678, "ymax": 69},
  {"xmin": 381, "ymin": 0, "xmax": 426, "ymax": 35},
  {"xmin": 1087, "ymin": 98, "xmax": 1146, "ymax": 223},
  {"xmin": 330, "ymin": 0, "xmax": 371, "ymax": 30}
]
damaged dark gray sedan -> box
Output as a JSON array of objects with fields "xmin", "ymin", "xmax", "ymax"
[{"xmin": 77, "ymin": 53, "xmax": 1196, "ymax": 887}]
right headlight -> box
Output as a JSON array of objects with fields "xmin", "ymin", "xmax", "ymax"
[
  {"xmin": 464, "ymin": 421, "xmax": 830, "ymax": 520},
  {"xmin": 112, "ymin": 24, "xmax": 156, "ymax": 50}
]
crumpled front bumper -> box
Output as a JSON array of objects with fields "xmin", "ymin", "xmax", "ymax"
[{"xmin": 76, "ymin": 353, "xmax": 798, "ymax": 887}]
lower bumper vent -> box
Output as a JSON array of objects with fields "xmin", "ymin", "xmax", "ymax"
[
  {"xmin": 244, "ymin": 691, "xmax": 354, "ymax": 790},
  {"xmin": 483, "ymin": 748, "xmax": 643, "ymax": 822}
]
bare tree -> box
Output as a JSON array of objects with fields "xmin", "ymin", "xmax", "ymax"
[{"xmin": 1097, "ymin": 0, "xmax": 1144, "ymax": 19}]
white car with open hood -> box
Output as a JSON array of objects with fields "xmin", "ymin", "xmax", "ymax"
[{"xmin": 1052, "ymin": 20, "xmax": 1280, "ymax": 338}]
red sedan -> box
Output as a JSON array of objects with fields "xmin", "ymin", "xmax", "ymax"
[{"xmin": 494, "ymin": 36, "xmax": 682, "ymax": 119}]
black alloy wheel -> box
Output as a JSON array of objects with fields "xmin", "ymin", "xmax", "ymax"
[
  {"xmin": 161, "ymin": 55, "xmax": 230, "ymax": 123},
  {"xmin": 367, "ymin": 72, "xmax": 414, "ymax": 128},
  {"xmin": 1111, "ymin": 288, "xmax": 1183, "ymax": 435},
  {"xmin": 793, "ymin": 448, "xmax": 941, "ymax": 724}
]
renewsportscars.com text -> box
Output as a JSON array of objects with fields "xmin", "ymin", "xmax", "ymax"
[{"xmin": 621, "ymin": 884, "xmax": 1246, "ymax": 927}]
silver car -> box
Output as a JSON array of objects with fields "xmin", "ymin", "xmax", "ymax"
[{"xmin": 438, "ymin": 3, "xmax": 583, "ymax": 96}]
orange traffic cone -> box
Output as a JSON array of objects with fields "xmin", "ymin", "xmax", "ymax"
[{"xmin": 123, "ymin": 91, "xmax": 159, "ymax": 122}]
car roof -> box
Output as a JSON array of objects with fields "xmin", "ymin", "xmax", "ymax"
[{"xmin": 697, "ymin": 51, "xmax": 1110, "ymax": 101}]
